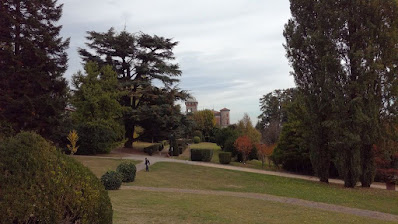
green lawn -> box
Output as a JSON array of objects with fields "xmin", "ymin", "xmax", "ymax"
[
  {"xmin": 130, "ymin": 162, "xmax": 398, "ymax": 215},
  {"xmin": 73, "ymin": 156, "xmax": 141, "ymax": 177},
  {"xmin": 109, "ymin": 190, "xmax": 393, "ymax": 224}
]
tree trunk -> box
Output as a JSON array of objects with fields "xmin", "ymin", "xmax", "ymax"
[{"xmin": 124, "ymin": 122, "xmax": 135, "ymax": 148}]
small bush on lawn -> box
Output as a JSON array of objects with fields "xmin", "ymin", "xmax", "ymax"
[
  {"xmin": 193, "ymin": 136, "xmax": 201, "ymax": 144},
  {"xmin": 101, "ymin": 171, "xmax": 123, "ymax": 190},
  {"xmin": 0, "ymin": 132, "xmax": 112, "ymax": 224},
  {"xmin": 191, "ymin": 148, "xmax": 214, "ymax": 162},
  {"xmin": 116, "ymin": 161, "xmax": 137, "ymax": 182},
  {"xmin": 219, "ymin": 152, "xmax": 232, "ymax": 164}
]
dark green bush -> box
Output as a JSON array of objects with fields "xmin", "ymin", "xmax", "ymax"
[
  {"xmin": 116, "ymin": 161, "xmax": 137, "ymax": 182},
  {"xmin": 193, "ymin": 136, "xmax": 201, "ymax": 144},
  {"xmin": 101, "ymin": 171, "xmax": 123, "ymax": 190},
  {"xmin": 191, "ymin": 148, "xmax": 214, "ymax": 162},
  {"xmin": 193, "ymin": 130, "xmax": 203, "ymax": 141},
  {"xmin": 0, "ymin": 132, "xmax": 112, "ymax": 224},
  {"xmin": 77, "ymin": 120, "xmax": 124, "ymax": 155},
  {"xmin": 144, "ymin": 143, "xmax": 162, "ymax": 156},
  {"xmin": 219, "ymin": 152, "xmax": 232, "ymax": 164}
]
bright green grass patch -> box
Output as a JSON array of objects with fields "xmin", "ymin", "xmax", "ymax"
[
  {"xmin": 133, "ymin": 141, "xmax": 156, "ymax": 150},
  {"xmin": 109, "ymin": 190, "xmax": 393, "ymax": 224},
  {"xmin": 73, "ymin": 156, "xmax": 140, "ymax": 177},
  {"xmin": 130, "ymin": 162, "xmax": 398, "ymax": 215}
]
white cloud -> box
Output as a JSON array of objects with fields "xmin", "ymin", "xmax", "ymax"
[{"xmin": 58, "ymin": 0, "xmax": 295, "ymax": 123}]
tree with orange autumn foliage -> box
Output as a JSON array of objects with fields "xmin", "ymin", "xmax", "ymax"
[
  {"xmin": 256, "ymin": 143, "xmax": 276, "ymax": 168},
  {"xmin": 234, "ymin": 135, "xmax": 253, "ymax": 163}
]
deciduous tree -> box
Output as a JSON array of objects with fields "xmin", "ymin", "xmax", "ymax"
[{"xmin": 234, "ymin": 135, "xmax": 253, "ymax": 163}]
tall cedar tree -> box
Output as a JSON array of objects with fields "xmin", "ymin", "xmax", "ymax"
[
  {"xmin": 285, "ymin": 0, "xmax": 398, "ymax": 187},
  {"xmin": 78, "ymin": 28, "xmax": 183, "ymax": 147},
  {"xmin": 0, "ymin": 0, "xmax": 69, "ymax": 140}
]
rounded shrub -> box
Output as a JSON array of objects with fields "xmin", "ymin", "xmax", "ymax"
[
  {"xmin": 193, "ymin": 130, "xmax": 203, "ymax": 141},
  {"xmin": 0, "ymin": 132, "xmax": 112, "ymax": 224},
  {"xmin": 116, "ymin": 161, "xmax": 137, "ymax": 182},
  {"xmin": 101, "ymin": 171, "xmax": 123, "ymax": 190},
  {"xmin": 193, "ymin": 136, "xmax": 201, "ymax": 144},
  {"xmin": 219, "ymin": 152, "xmax": 232, "ymax": 164}
]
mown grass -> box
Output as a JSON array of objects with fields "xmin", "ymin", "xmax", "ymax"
[
  {"xmin": 109, "ymin": 189, "xmax": 393, "ymax": 224},
  {"xmin": 73, "ymin": 156, "xmax": 141, "ymax": 177},
  {"xmin": 130, "ymin": 162, "xmax": 398, "ymax": 215}
]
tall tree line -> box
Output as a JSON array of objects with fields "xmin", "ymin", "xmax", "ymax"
[
  {"xmin": 0, "ymin": 0, "xmax": 69, "ymax": 141},
  {"xmin": 284, "ymin": 0, "xmax": 398, "ymax": 187}
]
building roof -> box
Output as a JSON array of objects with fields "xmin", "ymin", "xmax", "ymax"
[
  {"xmin": 186, "ymin": 96, "xmax": 197, "ymax": 103},
  {"xmin": 220, "ymin": 108, "xmax": 230, "ymax": 111}
]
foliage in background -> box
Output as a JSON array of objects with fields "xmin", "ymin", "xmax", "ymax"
[
  {"xmin": 0, "ymin": 0, "xmax": 69, "ymax": 142},
  {"xmin": 258, "ymin": 89, "xmax": 297, "ymax": 144},
  {"xmin": 256, "ymin": 143, "xmax": 275, "ymax": 168},
  {"xmin": 0, "ymin": 132, "xmax": 112, "ymax": 224},
  {"xmin": 192, "ymin": 110, "xmax": 216, "ymax": 141}
]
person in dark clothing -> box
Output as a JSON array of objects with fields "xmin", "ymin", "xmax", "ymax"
[{"xmin": 145, "ymin": 158, "xmax": 150, "ymax": 172}]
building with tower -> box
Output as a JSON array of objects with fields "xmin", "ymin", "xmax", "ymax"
[
  {"xmin": 185, "ymin": 97, "xmax": 230, "ymax": 128},
  {"xmin": 185, "ymin": 97, "xmax": 198, "ymax": 113}
]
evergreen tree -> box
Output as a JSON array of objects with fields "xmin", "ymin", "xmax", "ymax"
[
  {"xmin": 0, "ymin": 0, "xmax": 69, "ymax": 140},
  {"xmin": 78, "ymin": 28, "xmax": 184, "ymax": 147}
]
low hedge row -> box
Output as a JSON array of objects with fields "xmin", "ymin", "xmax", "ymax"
[
  {"xmin": 170, "ymin": 139, "xmax": 190, "ymax": 156},
  {"xmin": 219, "ymin": 152, "xmax": 232, "ymax": 164},
  {"xmin": 191, "ymin": 148, "xmax": 213, "ymax": 162},
  {"xmin": 143, "ymin": 143, "xmax": 164, "ymax": 156}
]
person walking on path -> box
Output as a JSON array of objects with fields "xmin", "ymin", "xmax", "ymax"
[{"xmin": 145, "ymin": 158, "xmax": 150, "ymax": 172}]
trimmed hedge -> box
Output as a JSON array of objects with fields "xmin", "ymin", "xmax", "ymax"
[
  {"xmin": 143, "ymin": 143, "xmax": 162, "ymax": 156},
  {"xmin": 116, "ymin": 161, "xmax": 137, "ymax": 182},
  {"xmin": 101, "ymin": 171, "xmax": 122, "ymax": 190},
  {"xmin": 193, "ymin": 136, "xmax": 201, "ymax": 144},
  {"xmin": 193, "ymin": 130, "xmax": 203, "ymax": 141},
  {"xmin": 219, "ymin": 152, "xmax": 232, "ymax": 164},
  {"xmin": 191, "ymin": 148, "xmax": 214, "ymax": 162},
  {"xmin": 0, "ymin": 132, "xmax": 112, "ymax": 224}
]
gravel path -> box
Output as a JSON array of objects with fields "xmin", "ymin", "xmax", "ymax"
[{"xmin": 121, "ymin": 186, "xmax": 398, "ymax": 222}]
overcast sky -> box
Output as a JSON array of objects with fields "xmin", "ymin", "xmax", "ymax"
[{"xmin": 58, "ymin": 0, "xmax": 295, "ymax": 124}]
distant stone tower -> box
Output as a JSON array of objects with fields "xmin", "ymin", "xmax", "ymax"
[
  {"xmin": 220, "ymin": 108, "xmax": 230, "ymax": 128},
  {"xmin": 185, "ymin": 97, "xmax": 198, "ymax": 113}
]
